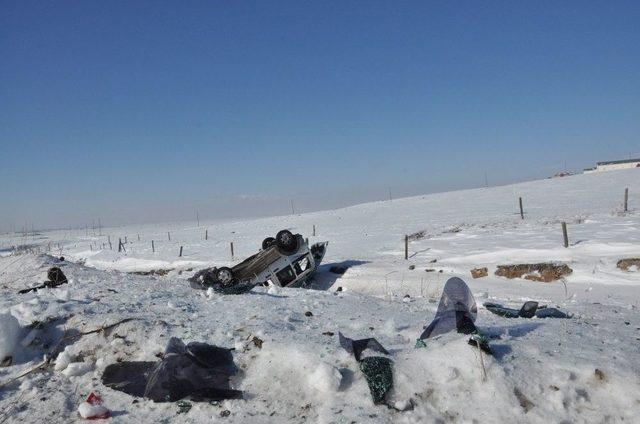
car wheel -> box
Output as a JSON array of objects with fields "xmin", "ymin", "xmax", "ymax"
[
  {"xmin": 216, "ymin": 267, "xmax": 235, "ymax": 286},
  {"xmin": 276, "ymin": 230, "xmax": 298, "ymax": 254},
  {"xmin": 262, "ymin": 237, "xmax": 276, "ymax": 250}
]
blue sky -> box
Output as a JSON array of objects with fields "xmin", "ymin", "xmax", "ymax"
[{"xmin": 1, "ymin": 1, "xmax": 639, "ymax": 230}]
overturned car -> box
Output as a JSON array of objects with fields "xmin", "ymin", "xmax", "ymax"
[{"xmin": 189, "ymin": 230, "xmax": 328, "ymax": 293}]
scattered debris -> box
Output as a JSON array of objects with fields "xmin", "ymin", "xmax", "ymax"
[
  {"xmin": 595, "ymin": 369, "xmax": 606, "ymax": 382},
  {"xmin": 251, "ymin": 336, "xmax": 263, "ymax": 349},
  {"xmin": 408, "ymin": 265, "xmax": 416, "ymax": 270},
  {"xmin": 78, "ymin": 392, "xmax": 110, "ymax": 419},
  {"xmin": 513, "ymin": 387, "xmax": 534, "ymax": 413},
  {"xmin": 102, "ymin": 337, "xmax": 242, "ymax": 402},
  {"xmin": 304, "ymin": 311, "xmax": 313, "ymax": 317},
  {"xmin": 360, "ymin": 356, "xmax": 393, "ymax": 404},
  {"xmin": 19, "ymin": 267, "xmax": 68, "ymax": 294},
  {"xmin": 484, "ymin": 301, "xmax": 572, "ymax": 319},
  {"xmin": 339, "ymin": 333, "xmax": 393, "ymax": 405},
  {"xmin": 322, "ymin": 331, "xmax": 334, "ymax": 336},
  {"xmin": 417, "ymin": 277, "xmax": 492, "ymax": 354},
  {"xmin": 495, "ymin": 263, "xmax": 572, "ymax": 282},
  {"xmin": 425, "ymin": 268, "xmax": 435, "ymax": 272},
  {"xmin": 220, "ymin": 410, "xmax": 231, "ymax": 417},
  {"xmin": 617, "ymin": 258, "xmax": 640, "ymax": 272},
  {"xmin": 470, "ymin": 267, "xmax": 488, "ymax": 279},
  {"xmin": 176, "ymin": 400, "xmax": 192, "ymax": 414}
]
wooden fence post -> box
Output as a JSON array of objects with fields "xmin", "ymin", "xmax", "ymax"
[
  {"xmin": 519, "ymin": 197, "xmax": 524, "ymax": 219},
  {"xmin": 404, "ymin": 235, "xmax": 409, "ymax": 260},
  {"xmin": 561, "ymin": 222, "xmax": 569, "ymax": 248},
  {"xmin": 108, "ymin": 236, "xmax": 112, "ymax": 250},
  {"xmin": 179, "ymin": 246, "xmax": 183, "ymax": 257},
  {"xmin": 137, "ymin": 234, "xmax": 140, "ymax": 241},
  {"xmin": 124, "ymin": 236, "xmax": 127, "ymax": 243},
  {"xmin": 624, "ymin": 188, "xmax": 629, "ymax": 212},
  {"xmin": 151, "ymin": 240, "xmax": 155, "ymax": 253},
  {"xmin": 313, "ymin": 225, "xmax": 316, "ymax": 236},
  {"xmin": 168, "ymin": 232, "xmax": 171, "ymax": 241},
  {"xmin": 230, "ymin": 242, "xmax": 234, "ymax": 259},
  {"xmin": 205, "ymin": 229, "xmax": 208, "ymax": 240}
]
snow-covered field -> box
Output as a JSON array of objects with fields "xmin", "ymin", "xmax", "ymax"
[{"xmin": 1, "ymin": 169, "xmax": 640, "ymax": 423}]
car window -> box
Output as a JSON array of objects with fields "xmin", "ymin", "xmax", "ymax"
[
  {"xmin": 276, "ymin": 266, "xmax": 296, "ymax": 286},
  {"xmin": 293, "ymin": 255, "xmax": 311, "ymax": 275}
]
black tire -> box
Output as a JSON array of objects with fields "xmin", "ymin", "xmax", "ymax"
[
  {"xmin": 262, "ymin": 237, "xmax": 276, "ymax": 250},
  {"xmin": 216, "ymin": 267, "xmax": 235, "ymax": 286},
  {"xmin": 276, "ymin": 230, "xmax": 298, "ymax": 254}
]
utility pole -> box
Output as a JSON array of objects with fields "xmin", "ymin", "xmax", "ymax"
[
  {"xmin": 484, "ymin": 172, "xmax": 488, "ymax": 188},
  {"xmin": 290, "ymin": 199, "xmax": 295, "ymax": 215},
  {"xmin": 388, "ymin": 187, "xmax": 392, "ymax": 201},
  {"xmin": 196, "ymin": 211, "xmax": 200, "ymax": 227}
]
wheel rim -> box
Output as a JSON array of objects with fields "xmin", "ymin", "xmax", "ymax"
[
  {"xmin": 280, "ymin": 233, "xmax": 292, "ymax": 245},
  {"xmin": 219, "ymin": 270, "xmax": 232, "ymax": 284}
]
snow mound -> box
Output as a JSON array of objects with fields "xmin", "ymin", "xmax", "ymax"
[{"xmin": 0, "ymin": 312, "xmax": 21, "ymax": 361}]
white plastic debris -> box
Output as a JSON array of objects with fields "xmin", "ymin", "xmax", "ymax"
[{"xmin": 77, "ymin": 392, "xmax": 110, "ymax": 419}]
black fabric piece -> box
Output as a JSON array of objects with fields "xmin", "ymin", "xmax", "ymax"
[
  {"xmin": 101, "ymin": 338, "xmax": 242, "ymax": 402},
  {"xmin": 339, "ymin": 332, "xmax": 390, "ymax": 362},
  {"xmin": 102, "ymin": 361, "xmax": 156, "ymax": 397},
  {"xmin": 359, "ymin": 357, "xmax": 393, "ymax": 405},
  {"xmin": 419, "ymin": 277, "xmax": 478, "ymax": 340},
  {"xmin": 144, "ymin": 338, "xmax": 242, "ymax": 402}
]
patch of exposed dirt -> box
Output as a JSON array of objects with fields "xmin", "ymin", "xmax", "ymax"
[
  {"xmin": 470, "ymin": 267, "xmax": 488, "ymax": 279},
  {"xmin": 495, "ymin": 263, "xmax": 572, "ymax": 282},
  {"xmin": 617, "ymin": 258, "xmax": 640, "ymax": 272}
]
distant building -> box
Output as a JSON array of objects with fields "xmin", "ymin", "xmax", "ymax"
[{"xmin": 583, "ymin": 158, "xmax": 640, "ymax": 174}]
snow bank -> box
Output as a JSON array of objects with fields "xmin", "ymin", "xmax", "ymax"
[{"xmin": 0, "ymin": 312, "xmax": 21, "ymax": 360}]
